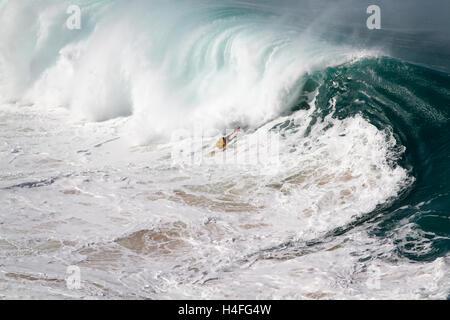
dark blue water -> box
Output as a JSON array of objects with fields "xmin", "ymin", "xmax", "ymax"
[{"xmin": 299, "ymin": 57, "xmax": 450, "ymax": 263}]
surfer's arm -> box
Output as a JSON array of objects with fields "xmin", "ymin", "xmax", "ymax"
[{"xmin": 226, "ymin": 129, "xmax": 239, "ymax": 140}]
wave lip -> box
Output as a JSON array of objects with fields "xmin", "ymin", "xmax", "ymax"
[{"xmin": 0, "ymin": 0, "xmax": 378, "ymax": 142}]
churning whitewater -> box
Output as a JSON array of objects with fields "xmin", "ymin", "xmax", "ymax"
[{"xmin": 0, "ymin": 0, "xmax": 449, "ymax": 299}]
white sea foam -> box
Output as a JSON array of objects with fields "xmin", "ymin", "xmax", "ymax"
[{"xmin": 0, "ymin": 95, "xmax": 424, "ymax": 299}]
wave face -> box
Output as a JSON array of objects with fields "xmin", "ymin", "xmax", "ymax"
[
  {"xmin": 311, "ymin": 58, "xmax": 450, "ymax": 261},
  {"xmin": 0, "ymin": 0, "xmax": 449, "ymax": 299}
]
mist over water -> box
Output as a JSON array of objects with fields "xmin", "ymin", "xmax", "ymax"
[{"xmin": 0, "ymin": 0, "xmax": 449, "ymax": 299}]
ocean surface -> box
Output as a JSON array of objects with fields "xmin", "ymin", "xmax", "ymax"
[{"xmin": 0, "ymin": 0, "xmax": 449, "ymax": 299}]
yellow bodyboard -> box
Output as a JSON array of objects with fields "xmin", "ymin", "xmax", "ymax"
[{"xmin": 216, "ymin": 138, "xmax": 226, "ymax": 149}]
